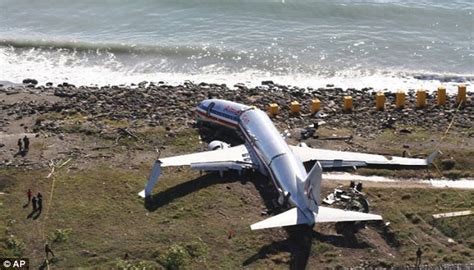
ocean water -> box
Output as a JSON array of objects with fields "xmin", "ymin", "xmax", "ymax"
[{"xmin": 0, "ymin": 0, "xmax": 472, "ymax": 91}]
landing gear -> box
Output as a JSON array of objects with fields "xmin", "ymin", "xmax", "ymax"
[
  {"xmin": 335, "ymin": 195, "xmax": 370, "ymax": 236},
  {"xmin": 323, "ymin": 182, "xmax": 372, "ymax": 236},
  {"xmin": 277, "ymin": 192, "xmax": 291, "ymax": 208}
]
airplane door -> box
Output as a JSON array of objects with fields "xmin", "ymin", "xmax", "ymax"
[{"xmin": 207, "ymin": 102, "xmax": 215, "ymax": 116}]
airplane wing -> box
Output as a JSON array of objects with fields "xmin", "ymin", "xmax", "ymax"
[
  {"xmin": 290, "ymin": 145, "xmax": 439, "ymax": 168},
  {"xmin": 159, "ymin": 144, "xmax": 251, "ymax": 167},
  {"xmin": 139, "ymin": 144, "xmax": 254, "ymax": 198}
]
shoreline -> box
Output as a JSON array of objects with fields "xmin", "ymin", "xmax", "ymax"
[{"xmin": 1, "ymin": 73, "xmax": 473, "ymax": 94}]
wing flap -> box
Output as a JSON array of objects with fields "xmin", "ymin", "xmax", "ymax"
[
  {"xmin": 291, "ymin": 145, "xmax": 437, "ymax": 168},
  {"xmin": 160, "ymin": 144, "xmax": 249, "ymax": 167}
]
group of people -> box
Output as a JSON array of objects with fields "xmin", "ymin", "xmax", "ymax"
[
  {"xmin": 26, "ymin": 189, "xmax": 56, "ymax": 261},
  {"xmin": 27, "ymin": 189, "xmax": 43, "ymax": 214},
  {"xmin": 17, "ymin": 135, "xmax": 30, "ymax": 152}
]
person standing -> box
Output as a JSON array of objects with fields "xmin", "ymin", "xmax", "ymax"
[
  {"xmin": 37, "ymin": 193, "xmax": 43, "ymax": 212},
  {"xmin": 32, "ymin": 196, "xmax": 38, "ymax": 212},
  {"xmin": 415, "ymin": 247, "xmax": 422, "ymax": 267},
  {"xmin": 23, "ymin": 136, "xmax": 30, "ymax": 151},
  {"xmin": 17, "ymin": 138, "xmax": 23, "ymax": 152},
  {"xmin": 45, "ymin": 243, "xmax": 55, "ymax": 259},
  {"xmin": 27, "ymin": 189, "xmax": 32, "ymax": 204}
]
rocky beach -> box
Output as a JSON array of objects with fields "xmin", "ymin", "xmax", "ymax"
[{"xmin": 1, "ymin": 81, "xmax": 473, "ymax": 170}]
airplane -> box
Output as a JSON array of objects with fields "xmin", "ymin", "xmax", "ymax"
[{"xmin": 139, "ymin": 99, "xmax": 438, "ymax": 230}]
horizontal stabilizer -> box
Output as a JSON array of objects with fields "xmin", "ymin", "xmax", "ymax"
[
  {"xmin": 315, "ymin": 206, "xmax": 382, "ymax": 223},
  {"xmin": 250, "ymin": 208, "xmax": 311, "ymax": 230}
]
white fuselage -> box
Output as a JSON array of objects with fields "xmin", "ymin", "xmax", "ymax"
[{"xmin": 196, "ymin": 99, "xmax": 315, "ymax": 221}]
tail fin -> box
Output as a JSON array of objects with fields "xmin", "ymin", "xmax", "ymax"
[
  {"xmin": 302, "ymin": 161, "xmax": 323, "ymax": 211},
  {"xmin": 250, "ymin": 207, "xmax": 311, "ymax": 230}
]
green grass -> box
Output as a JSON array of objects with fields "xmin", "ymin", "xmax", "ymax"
[
  {"xmin": 2, "ymin": 164, "xmax": 472, "ymax": 268},
  {"xmin": 367, "ymin": 188, "xmax": 474, "ymax": 265}
]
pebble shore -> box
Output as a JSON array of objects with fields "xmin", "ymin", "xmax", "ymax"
[{"xmin": 1, "ymin": 81, "xmax": 472, "ymax": 137}]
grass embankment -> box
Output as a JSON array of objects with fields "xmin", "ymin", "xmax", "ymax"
[
  {"xmin": 1, "ymin": 115, "xmax": 473, "ymax": 268},
  {"xmin": 1, "ymin": 165, "xmax": 473, "ymax": 268}
]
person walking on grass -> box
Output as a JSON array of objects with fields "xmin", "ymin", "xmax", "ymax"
[
  {"xmin": 45, "ymin": 243, "xmax": 55, "ymax": 259},
  {"xmin": 27, "ymin": 189, "xmax": 32, "ymax": 205},
  {"xmin": 37, "ymin": 193, "xmax": 43, "ymax": 212},
  {"xmin": 32, "ymin": 196, "xmax": 37, "ymax": 212},
  {"xmin": 23, "ymin": 136, "xmax": 30, "ymax": 151},
  {"xmin": 415, "ymin": 247, "xmax": 423, "ymax": 267},
  {"xmin": 17, "ymin": 138, "xmax": 23, "ymax": 152}
]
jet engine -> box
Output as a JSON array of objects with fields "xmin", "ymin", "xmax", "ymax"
[{"xmin": 208, "ymin": 140, "xmax": 231, "ymax": 151}]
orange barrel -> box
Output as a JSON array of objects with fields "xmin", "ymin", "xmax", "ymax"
[
  {"xmin": 290, "ymin": 101, "xmax": 301, "ymax": 114},
  {"xmin": 268, "ymin": 103, "xmax": 279, "ymax": 116},
  {"xmin": 311, "ymin": 99, "xmax": 321, "ymax": 114},
  {"xmin": 343, "ymin": 96, "xmax": 353, "ymax": 112}
]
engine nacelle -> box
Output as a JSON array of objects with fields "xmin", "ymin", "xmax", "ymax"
[
  {"xmin": 297, "ymin": 142, "xmax": 309, "ymax": 148},
  {"xmin": 208, "ymin": 140, "xmax": 231, "ymax": 151}
]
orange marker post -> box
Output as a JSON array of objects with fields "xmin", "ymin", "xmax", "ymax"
[
  {"xmin": 375, "ymin": 92, "xmax": 385, "ymax": 111},
  {"xmin": 395, "ymin": 90, "xmax": 405, "ymax": 109},
  {"xmin": 416, "ymin": 89, "xmax": 426, "ymax": 109},
  {"xmin": 457, "ymin": 84, "xmax": 467, "ymax": 104},
  {"xmin": 437, "ymin": 86, "xmax": 446, "ymax": 106}
]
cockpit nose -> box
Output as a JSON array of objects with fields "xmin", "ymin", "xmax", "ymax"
[{"xmin": 197, "ymin": 99, "xmax": 213, "ymax": 110}]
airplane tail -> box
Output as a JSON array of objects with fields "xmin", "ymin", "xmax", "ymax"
[
  {"xmin": 250, "ymin": 161, "xmax": 382, "ymax": 230},
  {"xmin": 302, "ymin": 161, "xmax": 323, "ymax": 211}
]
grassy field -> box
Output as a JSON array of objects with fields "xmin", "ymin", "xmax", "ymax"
[
  {"xmin": 1, "ymin": 115, "xmax": 473, "ymax": 268},
  {"xmin": 1, "ymin": 163, "xmax": 473, "ymax": 268}
]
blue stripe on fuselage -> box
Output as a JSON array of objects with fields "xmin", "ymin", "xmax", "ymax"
[{"xmin": 197, "ymin": 105, "xmax": 240, "ymax": 123}]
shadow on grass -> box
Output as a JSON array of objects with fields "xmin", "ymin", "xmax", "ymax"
[
  {"xmin": 144, "ymin": 172, "xmax": 241, "ymax": 212},
  {"xmin": 143, "ymin": 170, "xmax": 369, "ymax": 269},
  {"xmin": 312, "ymin": 231, "xmax": 370, "ymax": 249},
  {"xmin": 245, "ymin": 173, "xmax": 315, "ymax": 270},
  {"xmin": 245, "ymin": 172, "xmax": 371, "ymax": 269},
  {"xmin": 243, "ymin": 225, "xmax": 314, "ymax": 269}
]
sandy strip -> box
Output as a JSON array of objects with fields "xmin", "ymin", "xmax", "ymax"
[{"xmin": 323, "ymin": 172, "xmax": 474, "ymax": 189}]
